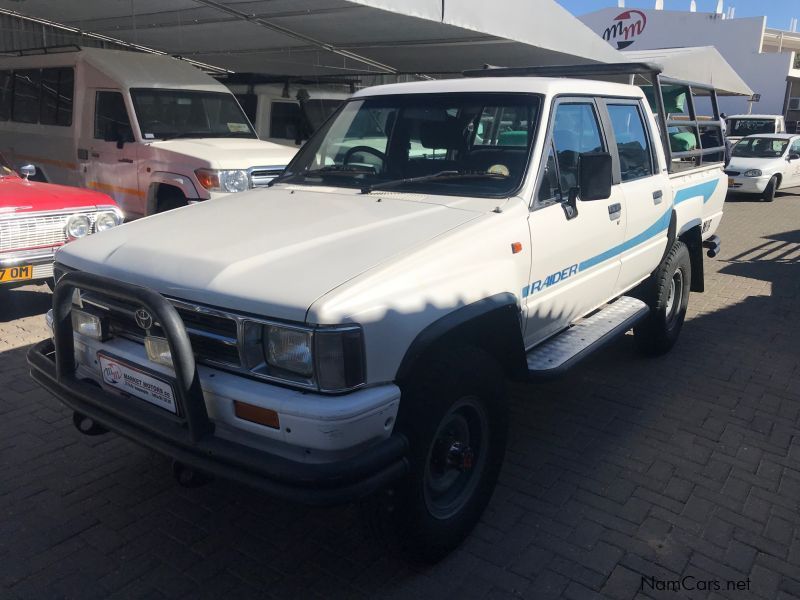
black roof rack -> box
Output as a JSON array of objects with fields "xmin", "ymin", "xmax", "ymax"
[
  {"xmin": 463, "ymin": 62, "xmax": 662, "ymax": 78},
  {"xmin": 10, "ymin": 44, "xmax": 82, "ymax": 57}
]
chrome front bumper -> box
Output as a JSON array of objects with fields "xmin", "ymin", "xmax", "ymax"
[{"xmin": 0, "ymin": 248, "xmax": 56, "ymax": 284}]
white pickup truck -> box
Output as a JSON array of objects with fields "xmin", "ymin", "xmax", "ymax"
[{"xmin": 30, "ymin": 63, "xmax": 725, "ymax": 562}]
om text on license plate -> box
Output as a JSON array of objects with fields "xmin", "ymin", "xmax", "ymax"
[
  {"xmin": 0, "ymin": 265, "xmax": 32, "ymax": 283},
  {"xmin": 98, "ymin": 354, "xmax": 177, "ymax": 414}
]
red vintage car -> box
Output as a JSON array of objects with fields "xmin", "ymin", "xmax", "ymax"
[{"xmin": 0, "ymin": 153, "xmax": 123, "ymax": 290}]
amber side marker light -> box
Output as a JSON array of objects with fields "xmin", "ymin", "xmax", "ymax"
[
  {"xmin": 234, "ymin": 401, "xmax": 280, "ymax": 429},
  {"xmin": 511, "ymin": 242, "xmax": 523, "ymax": 254}
]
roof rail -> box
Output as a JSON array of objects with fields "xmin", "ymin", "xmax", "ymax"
[
  {"xmin": 11, "ymin": 44, "xmax": 82, "ymax": 56},
  {"xmin": 462, "ymin": 62, "xmax": 663, "ymax": 78}
]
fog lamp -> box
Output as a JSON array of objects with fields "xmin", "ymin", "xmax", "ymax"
[{"xmin": 145, "ymin": 336, "xmax": 173, "ymax": 368}]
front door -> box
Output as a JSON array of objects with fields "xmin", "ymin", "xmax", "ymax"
[
  {"xmin": 524, "ymin": 98, "xmax": 626, "ymax": 347},
  {"xmin": 80, "ymin": 90, "xmax": 141, "ymax": 216},
  {"xmin": 601, "ymin": 100, "xmax": 671, "ymax": 292}
]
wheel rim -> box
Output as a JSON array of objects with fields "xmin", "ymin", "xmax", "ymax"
[
  {"xmin": 665, "ymin": 269, "xmax": 684, "ymax": 325},
  {"xmin": 423, "ymin": 396, "xmax": 489, "ymax": 520}
]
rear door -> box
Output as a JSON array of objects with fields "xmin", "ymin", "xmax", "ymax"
[
  {"xmin": 786, "ymin": 138, "xmax": 800, "ymax": 187},
  {"xmin": 600, "ymin": 99, "xmax": 670, "ymax": 292},
  {"xmin": 524, "ymin": 97, "xmax": 626, "ymax": 346}
]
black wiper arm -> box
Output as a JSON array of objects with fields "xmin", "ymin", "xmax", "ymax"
[
  {"xmin": 360, "ymin": 170, "xmax": 507, "ymax": 194},
  {"xmin": 268, "ymin": 165, "xmax": 375, "ymax": 187}
]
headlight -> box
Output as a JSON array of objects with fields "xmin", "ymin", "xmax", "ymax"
[
  {"xmin": 94, "ymin": 210, "xmax": 122, "ymax": 232},
  {"xmin": 242, "ymin": 321, "xmax": 365, "ymax": 391},
  {"xmin": 264, "ymin": 325, "xmax": 313, "ymax": 377},
  {"xmin": 65, "ymin": 214, "xmax": 90, "ymax": 239},
  {"xmin": 743, "ymin": 169, "xmax": 762, "ymax": 177},
  {"xmin": 195, "ymin": 169, "xmax": 250, "ymax": 193}
]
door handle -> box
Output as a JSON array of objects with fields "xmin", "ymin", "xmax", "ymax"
[
  {"xmin": 608, "ymin": 203, "xmax": 622, "ymax": 220},
  {"xmin": 117, "ymin": 158, "xmax": 134, "ymax": 164},
  {"xmin": 653, "ymin": 190, "xmax": 663, "ymax": 204}
]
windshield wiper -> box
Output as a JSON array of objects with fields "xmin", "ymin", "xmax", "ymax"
[
  {"xmin": 268, "ymin": 164, "xmax": 376, "ymax": 187},
  {"xmin": 157, "ymin": 132, "xmax": 210, "ymax": 141},
  {"xmin": 360, "ymin": 170, "xmax": 508, "ymax": 194}
]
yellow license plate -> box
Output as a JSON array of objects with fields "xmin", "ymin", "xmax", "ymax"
[
  {"xmin": 0, "ymin": 265, "xmax": 33, "ymax": 283},
  {"xmin": 728, "ymin": 177, "xmax": 734, "ymax": 187}
]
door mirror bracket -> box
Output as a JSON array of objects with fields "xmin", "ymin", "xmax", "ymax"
[{"xmin": 562, "ymin": 187, "xmax": 579, "ymax": 220}]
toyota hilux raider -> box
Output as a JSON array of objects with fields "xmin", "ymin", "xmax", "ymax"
[{"xmin": 30, "ymin": 63, "xmax": 726, "ymax": 561}]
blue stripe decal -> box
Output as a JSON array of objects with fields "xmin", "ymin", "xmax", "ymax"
[
  {"xmin": 673, "ymin": 179, "xmax": 719, "ymax": 205},
  {"xmin": 521, "ymin": 177, "xmax": 719, "ymax": 298},
  {"xmin": 578, "ymin": 208, "xmax": 671, "ymax": 272}
]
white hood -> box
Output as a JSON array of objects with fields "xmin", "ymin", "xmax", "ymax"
[
  {"xmin": 56, "ymin": 187, "xmax": 483, "ymax": 322},
  {"xmin": 148, "ymin": 137, "xmax": 297, "ymax": 169},
  {"xmin": 726, "ymin": 156, "xmax": 785, "ymax": 173}
]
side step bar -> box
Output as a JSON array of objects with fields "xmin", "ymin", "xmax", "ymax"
[{"xmin": 527, "ymin": 296, "xmax": 649, "ymax": 380}]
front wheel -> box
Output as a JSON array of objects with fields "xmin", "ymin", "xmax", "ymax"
[
  {"xmin": 762, "ymin": 176, "xmax": 778, "ymax": 202},
  {"xmin": 634, "ymin": 240, "xmax": 692, "ymax": 356},
  {"xmin": 365, "ymin": 346, "xmax": 508, "ymax": 563}
]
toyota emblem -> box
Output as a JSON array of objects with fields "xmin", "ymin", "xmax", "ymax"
[{"xmin": 134, "ymin": 308, "xmax": 154, "ymax": 330}]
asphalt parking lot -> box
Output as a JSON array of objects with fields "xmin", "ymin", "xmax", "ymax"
[{"xmin": 2, "ymin": 190, "xmax": 800, "ymax": 600}]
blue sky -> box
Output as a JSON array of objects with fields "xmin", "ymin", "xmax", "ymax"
[{"xmin": 557, "ymin": 0, "xmax": 800, "ymax": 30}]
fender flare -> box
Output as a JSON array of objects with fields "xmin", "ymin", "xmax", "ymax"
[
  {"xmin": 147, "ymin": 172, "xmax": 201, "ymax": 212},
  {"xmin": 395, "ymin": 292, "xmax": 528, "ymax": 384}
]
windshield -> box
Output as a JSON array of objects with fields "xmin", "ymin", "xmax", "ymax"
[
  {"xmin": 130, "ymin": 89, "xmax": 257, "ymax": 140},
  {"xmin": 727, "ymin": 118, "xmax": 777, "ymax": 137},
  {"xmin": 732, "ymin": 137, "xmax": 788, "ymax": 158},
  {"xmin": 279, "ymin": 93, "xmax": 541, "ymax": 198},
  {"xmin": 0, "ymin": 153, "xmax": 16, "ymax": 178}
]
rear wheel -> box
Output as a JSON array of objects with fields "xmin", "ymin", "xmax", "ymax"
[
  {"xmin": 634, "ymin": 241, "xmax": 692, "ymax": 356},
  {"xmin": 762, "ymin": 176, "xmax": 778, "ymax": 202},
  {"xmin": 364, "ymin": 346, "xmax": 508, "ymax": 563}
]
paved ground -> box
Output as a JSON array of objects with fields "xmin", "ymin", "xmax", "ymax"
[{"xmin": 2, "ymin": 190, "xmax": 800, "ymax": 600}]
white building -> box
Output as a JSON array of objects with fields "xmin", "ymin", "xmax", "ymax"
[{"xmin": 579, "ymin": 7, "xmax": 800, "ymax": 128}]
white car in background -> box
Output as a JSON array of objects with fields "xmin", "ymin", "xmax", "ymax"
[{"xmin": 726, "ymin": 134, "xmax": 800, "ymax": 201}]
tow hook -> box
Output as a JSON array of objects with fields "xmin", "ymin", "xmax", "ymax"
[
  {"xmin": 72, "ymin": 411, "xmax": 108, "ymax": 436},
  {"xmin": 446, "ymin": 441, "xmax": 474, "ymax": 471},
  {"xmin": 172, "ymin": 461, "xmax": 213, "ymax": 488}
]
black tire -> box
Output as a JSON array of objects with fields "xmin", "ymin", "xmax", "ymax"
[
  {"xmin": 156, "ymin": 187, "xmax": 188, "ymax": 213},
  {"xmin": 363, "ymin": 346, "xmax": 508, "ymax": 563},
  {"xmin": 634, "ymin": 241, "xmax": 692, "ymax": 356},
  {"xmin": 762, "ymin": 176, "xmax": 778, "ymax": 202}
]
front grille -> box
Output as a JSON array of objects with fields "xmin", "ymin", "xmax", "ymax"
[
  {"xmin": 0, "ymin": 211, "xmax": 99, "ymax": 253},
  {"xmin": 724, "ymin": 170, "xmax": 740, "ymax": 176},
  {"xmin": 249, "ymin": 166, "xmax": 285, "ymax": 187},
  {"xmin": 82, "ymin": 292, "xmax": 241, "ymax": 367}
]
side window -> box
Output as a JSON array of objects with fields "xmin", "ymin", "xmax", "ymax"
[
  {"xmin": 607, "ymin": 104, "xmax": 653, "ymax": 182},
  {"xmin": 95, "ymin": 91, "xmax": 133, "ymax": 142},
  {"xmin": 40, "ymin": 68, "xmax": 74, "ymax": 127},
  {"xmin": 269, "ymin": 101, "xmax": 301, "ymax": 140},
  {"xmin": 0, "ymin": 71, "xmax": 11, "ymax": 121},
  {"xmin": 551, "ymin": 102, "xmax": 604, "ymax": 192},
  {"xmin": 791, "ymin": 139, "xmax": 800, "ymax": 155},
  {"xmin": 12, "ymin": 69, "xmax": 41, "ymax": 124}
]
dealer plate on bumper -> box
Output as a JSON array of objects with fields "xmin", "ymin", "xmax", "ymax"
[{"xmin": 98, "ymin": 353, "xmax": 177, "ymax": 414}]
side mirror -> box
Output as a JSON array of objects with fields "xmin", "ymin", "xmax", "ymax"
[
  {"xmin": 789, "ymin": 153, "xmax": 800, "ymax": 161},
  {"xmin": 579, "ymin": 152, "xmax": 613, "ymax": 200},
  {"xmin": 561, "ymin": 152, "xmax": 613, "ymax": 221},
  {"xmin": 19, "ymin": 164, "xmax": 36, "ymax": 180}
]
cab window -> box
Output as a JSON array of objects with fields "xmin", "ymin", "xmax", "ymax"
[
  {"xmin": 551, "ymin": 102, "xmax": 604, "ymax": 192},
  {"xmin": 95, "ymin": 91, "xmax": 134, "ymax": 143},
  {"xmin": 607, "ymin": 104, "xmax": 653, "ymax": 182}
]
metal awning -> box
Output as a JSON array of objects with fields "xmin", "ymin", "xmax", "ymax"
[
  {"xmin": 622, "ymin": 47, "xmax": 753, "ymax": 96},
  {"xmin": 0, "ymin": 0, "xmax": 627, "ymax": 75}
]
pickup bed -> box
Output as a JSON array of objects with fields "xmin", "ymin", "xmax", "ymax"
[{"xmin": 29, "ymin": 63, "xmax": 725, "ymax": 562}]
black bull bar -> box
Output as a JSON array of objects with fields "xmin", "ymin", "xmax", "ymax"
[{"xmin": 27, "ymin": 271, "xmax": 408, "ymax": 505}]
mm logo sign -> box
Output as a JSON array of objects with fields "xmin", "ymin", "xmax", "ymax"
[{"xmin": 602, "ymin": 9, "xmax": 647, "ymax": 49}]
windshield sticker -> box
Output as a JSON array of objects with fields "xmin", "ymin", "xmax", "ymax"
[
  {"xmin": 144, "ymin": 133, "xmax": 155, "ymax": 139},
  {"xmin": 228, "ymin": 123, "xmax": 250, "ymax": 133}
]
